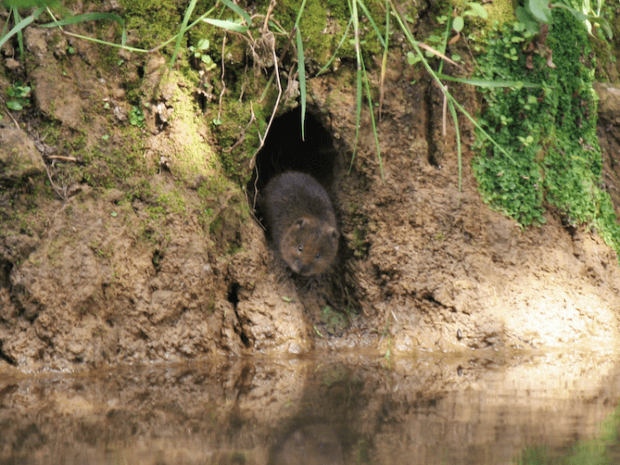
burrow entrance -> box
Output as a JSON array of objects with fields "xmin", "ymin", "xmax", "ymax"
[
  {"xmin": 249, "ymin": 106, "xmax": 357, "ymax": 316},
  {"xmin": 250, "ymin": 106, "xmax": 339, "ymax": 196}
]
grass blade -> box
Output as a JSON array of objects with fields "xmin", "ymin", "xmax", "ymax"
[
  {"xmin": 438, "ymin": 74, "xmax": 544, "ymax": 88},
  {"xmin": 378, "ymin": 0, "xmax": 389, "ymax": 120},
  {"xmin": 438, "ymin": 0, "xmax": 453, "ymax": 75},
  {"xmin": 349, "ymin": 0, "xmax": 363, "ymax": 171},
  {"xmin": 296, "ymin": 26, "xmax": 307, "ymax": 141},
  {"xmin": 294, "ymin": 0, "xmax": 308, "ymax": 140},
  {"xmin": 2, "ymin": 0, "xmax": 57, "ymax": 6},
  {"xmin": 14, "ymin": 8, "xmax": 24, "ymax": 58},
  {"xmin": 201, "ymin": 18, "xmax": 248, "ymax": 33},
  {"xmin": 219, "ymin": 0, "xmax": 252, "ymax": 26},
  {"xmin": 448, "ymin": 99, "xmax": 462, "ymax": 192},
  {"xmin": 361, "ymin": 56, "xmax": 384, "ymax": 180},
  {"xmin": 357, "ymin": 0, "xmax": 386, "ymax": 48},
  {"xmin": 0, "ymin": 6, "xmax": 45, "ymax": 53},
  {"xmin": 316, "ymin": 16, "xmax": 352, "ymax": 76},
  {"xmin": 40, "ymin": 12, "xmax": 125, "ymax": 27},
  {"xmin": 170, "ymin": 0, "xmax": 198, "ymax": 69}
]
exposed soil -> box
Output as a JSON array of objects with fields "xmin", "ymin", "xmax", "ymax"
[{"xmin": 1, "ymin": 10, "xmax": 620, "ymax": 372}]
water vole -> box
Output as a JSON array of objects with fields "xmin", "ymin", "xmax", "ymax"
[{"xmin": 260, "ymin": 171, "xmax": 339, "ymax": 276}]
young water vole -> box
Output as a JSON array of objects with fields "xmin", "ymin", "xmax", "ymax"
[{"xmin": 260, "ymin": 171, "xmax": 339, "ymax": 276}]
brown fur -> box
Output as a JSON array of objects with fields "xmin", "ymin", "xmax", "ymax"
[{"xmin": 260, "ymin": 172, "xmax": 339, "ymax": 276}]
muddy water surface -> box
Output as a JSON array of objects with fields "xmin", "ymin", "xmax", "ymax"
[{"xmin": 1, "ymin": 351, "xmax": 620, "ymax": 465}]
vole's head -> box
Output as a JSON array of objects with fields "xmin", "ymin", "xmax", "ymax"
[{"xmin": 280, "ymin": 217, "xmax": 339, "ymax": 276}]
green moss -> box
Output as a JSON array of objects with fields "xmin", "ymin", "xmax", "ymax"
[
  {"xmin": 156, "ymin": 188, "xmax": 187, "ymax": 215},
  {"xmin": 117, "ymin": 0, "xmax": 182, "ymax": 50},
  {"xmin": 214, "ymin": 99, "xmax": 265, "ymax": 184},
  {"xmin": 297, "ymin": 0, "xmax": 385, "ymax": 64},
  {"xmin": 103, "ymin": 133, "xmax": 148, "ymax": 181},
  {"xmin": 39, "ymin": 120, "xmax": 62, "ymax": 147},
  {"xmin": 37, "ymin": 115, "xmax": 152, "ymax": 192},
  {"xmin": 201, "ymin": 181, "xmax": 248, "ymax": 254},
  {"xmin": 177, "ymin": 0, "xmax": 375, "ymax": 72},
  {"xmin": 166, "ymin": 84, "xmax": 218, "ymax": 181},
  {"xmin": 473, "ymin": 11, "xmax": 620, "ymax": 261},
  {"xmin": 0, "ymin": 174, "xmax": 54, "ymax": 241},
  {"xmin": 589, "ymin": 2, "xmax": 620, "ymax": 82},
  {"xmin": 320, "ymin": 306, "xmax": 349, "ymax": 335},
  {"xmin": 482, "ymin": 0, "xmax": 514, "ymax": 26},
  {"xmin": 127, "ymin": 178, "xmax": 157, "ymax": 203},
  {"xmin": 298, "ymin": 1, "xmax": 354, "ymax": 66}
]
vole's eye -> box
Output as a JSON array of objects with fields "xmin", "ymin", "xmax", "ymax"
[
  {"xmin": 298, "ymin": 245, "xmax": 303, "ymax": 252},
  {"xmin": 315, "ymin": 252, "xmax": 321, "ymax": 259}
]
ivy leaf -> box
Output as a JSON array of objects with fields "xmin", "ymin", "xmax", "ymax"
[
  {"xmin": 453, "ymin": 16, "xmax": 464, "ymax": 32},
  {"xmin": 196, "ymin": 39, "xmax": 210, "ymax": 50},
  {"xmin": 466, "ymin": 2, "xmax": 488, "ymax": 19},
  {"xmin": 7, "ymin": 101, "xmax": 23, "ymax": 111},
  {"xmin": 515, "ymin": 6, "xmax": 540, "ymax": 34},
  {"xmin": 526, "ymin": 0, "xmax": 552, "ymax": 24}
]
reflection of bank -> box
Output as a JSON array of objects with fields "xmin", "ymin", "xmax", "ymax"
[
  {"xmin": 2, "ymin": 355, "xmax": 620, "ymax": 465},
  {"xmin": 272, "ymin": 424, "xmax": 344, "ymax": 465}
]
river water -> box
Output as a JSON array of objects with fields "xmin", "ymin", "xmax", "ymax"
[{"xmin": 1, "ymin": 350, "xmax": 619, "ymax": 464}]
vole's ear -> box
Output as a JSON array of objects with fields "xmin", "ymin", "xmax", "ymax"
[
  {"xmin": 326, "ymin": 226, "xmax": 339, "ymax": 240},
  {"xmin": 295, "ymin": 218, "xmax": 310, "ymax": 229}
]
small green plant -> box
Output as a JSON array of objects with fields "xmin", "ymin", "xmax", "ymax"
[
  {"xmin": 451, "ymin": 2, "xmax": 488, "ymax": 36},
  {"xmin": 6, "ymin": 82, "xmax": 31, "ymax": 111},
  {"xmin": 129, "ymin": 106, "xmax": 145, "ymax": 127},
  {"xmin": 188, "ymin": 38, "xmax": 216, "ymax": 71}
]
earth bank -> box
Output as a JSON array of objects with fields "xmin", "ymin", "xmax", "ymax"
[{"xmin": 1, "ymin": 3, "xmax": 620, "ymax": 371}]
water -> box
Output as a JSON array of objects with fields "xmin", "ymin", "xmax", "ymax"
[{"xmin": 1, "ymin": 350, "xmax": 620, "ymax": 464}]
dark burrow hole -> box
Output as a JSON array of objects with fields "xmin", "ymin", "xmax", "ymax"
[
  {"xmin": 420, "ymin": 290, "xmax": 446, "ymax": 309},
  {"xmin": 227, "ymin": 282, "xmax": 251, "ymax": 348},
  {"xmin": 227, "ymin": 282, "xmax": 240, "ymax": 308},
  {"xmin": 0, "ymin": 343, "xmax": 16, "ymax": 365},
  {"xmin": 0, "ymin": 260, "xmax": 11, "ymax": 288},
  {"xmin": 249, "ymin": 106, "xmax": 338, "ymax": 202},
  {"xmin": 0, "ymin": 262, "xmax": 14, "ymax": 360},
  {"xmin": 152, "ymin": 250, "xmax": 164, "ymax": 273},
  {"xmin": 561, "ymin": 216, "xmax": 578, "ymax": 237}
]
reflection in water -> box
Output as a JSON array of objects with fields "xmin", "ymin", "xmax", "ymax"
[
  {"xmin": 273, "ymin": 424, "xmax": 344, "ymax": 465},
  {"xmin": 0, "ymin": 351, "xmax": 620, "ymax": 464}
]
